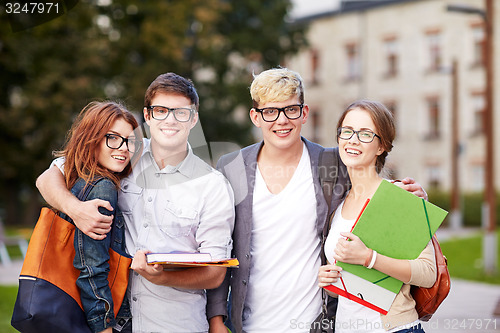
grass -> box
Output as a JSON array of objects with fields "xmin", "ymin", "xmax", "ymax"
[
  {"xmin": 3, "ymin": 226, "xmax": 31, "ymax": 261},
  {"xmin": 1, "ymin": 227, "xmax": 29, "ymax": 333},
  {"xmin": 0, "ymin": 229, "xmax": 498, "ymax": 332},
  {"xmin": 4, "ymin": 246, "xmax": 23, "ymax": 261},
  {"xmin": 0, "ymin": 286, "xmax": 19, "ymax": 333},
  {"xmin": 440, "ymin": 230, "xmax": 500, "ymax": 284}
]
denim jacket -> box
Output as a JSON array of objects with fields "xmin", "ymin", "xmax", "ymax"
[{"xmin": 62, "ymin": 177, "xmax": 131, "ymax": 333}]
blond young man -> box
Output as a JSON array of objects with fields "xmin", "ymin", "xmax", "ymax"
[{"xmin": 207, "ymin": 68, "xmax": 426, "ymax": 333}]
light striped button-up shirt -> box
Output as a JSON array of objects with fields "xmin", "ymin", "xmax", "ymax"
[{"xmin": 119, "ymin": 139, "xmax": 235, "ymax": 333}]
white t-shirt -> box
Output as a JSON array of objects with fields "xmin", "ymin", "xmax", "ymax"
[
  {"xmin": 324, "ymin": 200, "xmax": 386, "ymax": 333},
  {"xmin": 243, "ymin": 144, "xmax": 322, "ymax": 332}
]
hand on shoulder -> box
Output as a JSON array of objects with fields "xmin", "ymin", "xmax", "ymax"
[{"xmin": 392, "ymin": 177, "xmax": 428, "ymax": 200}]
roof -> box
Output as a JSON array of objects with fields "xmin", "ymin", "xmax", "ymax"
[{"xmin": 292, "ymin": 0, "xmax": 423, "ymax": 23}]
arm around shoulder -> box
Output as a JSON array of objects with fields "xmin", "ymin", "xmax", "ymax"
[
  {"xmin": 36, "ymin": 165, "xmax": 114, "ymax": 239},
  {"xmin": 36, "ymin": 165, "xmax": 80, "ymax": 214},
  {"xmin": 84, "ymin": 178, "xmax": 119, "ymax": 217},
  {"xmin": 392, "ymin": 177, "xmax": 428, "ymax": 200}
]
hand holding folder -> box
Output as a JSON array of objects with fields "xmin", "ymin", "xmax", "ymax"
[{"xmin": 324, "ymin": 179, "xmax": 448, "ymax": 314}]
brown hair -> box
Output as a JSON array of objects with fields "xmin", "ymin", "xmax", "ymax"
[
  {"xmin": 55, "ymin": 101, "xmax": 139, "ymax": 190},
  {"xmin": 144, "ymin": 72, "xmax": 199, "ymax": 111},
  {"xmin": 336, "ymin": 99, "xmax": 395, "ymax": 173}
]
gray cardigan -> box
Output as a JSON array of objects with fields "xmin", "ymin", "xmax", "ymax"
[{"xmin": 206, "ymin": 137, "xmax": 349, "ymax": 332}]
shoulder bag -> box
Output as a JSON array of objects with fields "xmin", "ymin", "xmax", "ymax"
[
  {"xmin": 411, "ymin": 235, "xmax": 451, "ymax": 321},
  {"xmin": 11, "ymin": 180, "xmax": 131, "ymax": 333}
]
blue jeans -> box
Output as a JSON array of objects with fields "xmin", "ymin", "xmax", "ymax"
[
  {"xmin": 63, "ymin": 178, "xmax": 131, "ymax": 333},
  {"xmin": 394, "ymin": 323, "xmax": 425, "ymax": 333}
]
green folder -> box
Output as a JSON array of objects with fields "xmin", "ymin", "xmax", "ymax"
[{"xmin": 337, "ymin": 179, "xmax": 448, "ymax": 294}]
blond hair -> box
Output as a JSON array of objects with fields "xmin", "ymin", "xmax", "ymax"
[{"xmin": 250, "ymin": 68, "xmax": 304, "ymax": 107}]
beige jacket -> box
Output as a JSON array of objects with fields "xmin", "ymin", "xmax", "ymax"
[
  {"xmin": 381, "ymin": 240, "xmax": 436, "ymax": 330},
  {"xmin": 327, "ymin": 240, "xmax": 437, "ymax": 331}
]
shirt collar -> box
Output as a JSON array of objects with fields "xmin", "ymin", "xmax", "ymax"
[{"xmin": 141, "ymin": 139, "xmax": 196, "ymax": 178}]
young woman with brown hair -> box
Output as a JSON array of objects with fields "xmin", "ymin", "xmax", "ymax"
[{"xmin": 318, "ymin": 100, "xmax": 436, "ymax": 333}]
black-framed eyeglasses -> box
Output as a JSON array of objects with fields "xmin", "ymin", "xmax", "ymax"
[
  {"xmin": 254, "ymin": 104, "xmax": 304, "ymax": 122},
  {"xmin": 337, "ymin": 127, "xmax": 381, "ymax": 143},
  {"xmin": 147, "ymin": 105, "xmax": 195, "ymax": 122},
  {"xmin": 105, "ymin": 134, "xmax": 142, "ymax": 153}
]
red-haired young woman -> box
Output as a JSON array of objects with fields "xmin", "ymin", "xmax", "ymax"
[{"xmin": 54, "ymin": 101, "xmax": 140, "ymax": 333}]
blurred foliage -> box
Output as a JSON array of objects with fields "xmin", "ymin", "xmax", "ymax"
[
  {"xmin": 427, "ymin": 190, "xmax": 500, "ymax": 227},
  {"xmin": 0, "ymin": 0, "xmax": 307, "ymax": 226}
]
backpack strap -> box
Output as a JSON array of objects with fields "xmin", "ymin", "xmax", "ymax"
[
  {"xmin": 319, "ymin": 147, "xmax": 339, "ymax": 215},
  {"xmin": 318, "ymin": 147, "xmax": 341, "ymax": 319},
  {"xmin": 318, "ymin": 148, "xmax": 340, "ymax": 265}
]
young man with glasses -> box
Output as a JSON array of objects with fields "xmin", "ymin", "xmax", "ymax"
[
  {"xmin": 207, "ymin": 68, "xmax": 427, "ymax": 332},
  {"xmin": 36, "ymin": 73, "xmax": 235, "ymax": 332}
]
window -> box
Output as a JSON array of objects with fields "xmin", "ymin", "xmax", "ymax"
[
  {"xmin": 384, "ymin": 100, "xmax": 397, "ymax": 138},
  {"xmin": 310, "ymin": 110, "xmax": 321, "ymax": 143},
  {"xmin": 383, "ymin": 37, "xmax": 398, "ymax": 77},
  {"xmin": 427, "ymin": 165, "xmax": 441, "ymax": 189},
  {"xmin": 471, "ymin": 93, "xmax": 485, "ymax": 135},
  {"xmin": 345, "ymin": 43, "xmax": 360, "ymax": 81},
  {"xmin": 425, "ymin": 30, "xmax": 442, "ymax": 72},
  {"xmin": 471, "ymin": 23, "xmax": 485, "ymax": 67},
  {"xmin": 310, "ymin": 49, "xmax": 320, "ymax": 85},
  {"xmin": 426, "ymin": 97, "xmax": 440, "ymax": 139},
  {"xmin": 385, "ymin": 100, "xmax": 397, "ymax": 122},
  {"xmin": 471, "ymin": 164, "xmax": 484, "ymax": 191}
]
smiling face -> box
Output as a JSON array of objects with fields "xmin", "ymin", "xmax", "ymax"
[
  {"xmin": 97, "ymin": 118, "xmax": 134, "ymax": 173},
  {"xmin": 249, "ymin": 96, "xmax": 309, "ymax": 152},
  {"xmin": 143, "ymin": 93, "xmax": 198, "ymax": 159},
  {"xmin": 338, "ymin": 107, "xmax": 385, "ymax": 172}
]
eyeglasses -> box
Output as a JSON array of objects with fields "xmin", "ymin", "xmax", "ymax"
[
  {"xmin": 105, "ymin": 134, "xmax": 142, "ymax": 153},
  {"xmin": 254, "ymin": 104, "xmax": 303, "ymax": 122},
  {"xmin": 147, "ymin": 105, "xmax": 195, "ymax": 122},
  {"xmin": 337, "ymin": 127, "xmax": 381, "ymax": 143}
]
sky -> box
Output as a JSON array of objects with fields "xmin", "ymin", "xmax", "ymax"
[{"xmin": 289, "ymin": 0, "xmax": 340, "ymax": 19}]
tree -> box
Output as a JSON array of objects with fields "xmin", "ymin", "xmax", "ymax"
[
  {"xmin": 0, "ymin": 0, "xmax": 120, "ymax": 225},
  {"xmin": 105, "ymin": 0, "xmax": 306, "ymax": 144},
  {"xmin": 0, "ymin": 0, "xmax": 306, "ymax": 226}
]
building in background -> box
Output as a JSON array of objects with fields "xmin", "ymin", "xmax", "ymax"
[{"xmin": 286, "ymin": 0, "xmax": 499, "ymax": 193}]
